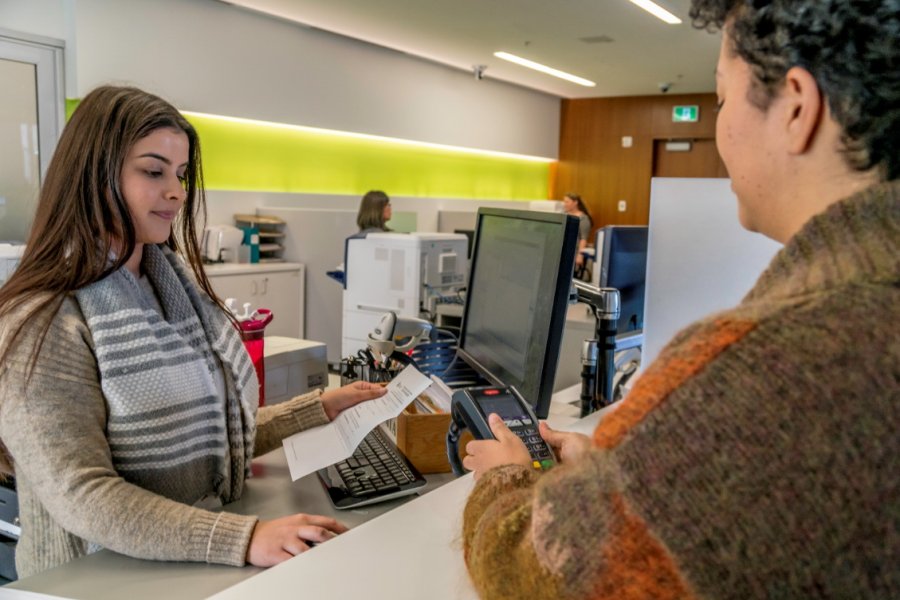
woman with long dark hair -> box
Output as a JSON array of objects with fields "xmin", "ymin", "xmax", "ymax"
[
  {"xmin": 562, "ymin": 192, "xmax": 593, "ymax": 274},
  {"xmin": 0, "ymin": 85, "xmax": 387, "ymax": 577}
]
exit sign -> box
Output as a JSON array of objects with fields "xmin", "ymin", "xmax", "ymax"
[{"xmin": 672, "ymin": 105, "xmax": 699, "ymax": 122}]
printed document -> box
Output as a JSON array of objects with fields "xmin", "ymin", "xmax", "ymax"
[{"xmin": 282, "ymin": 366, "xmax": 432, "ymax": 481}]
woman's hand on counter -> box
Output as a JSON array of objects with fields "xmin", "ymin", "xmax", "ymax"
[
  {"xmin": 320, "ymin": 381, "xmax": 388, "ymax": 421},
  {"xmin": 247, "ymin": 513, "xmax": 348, "ymax": 566}
]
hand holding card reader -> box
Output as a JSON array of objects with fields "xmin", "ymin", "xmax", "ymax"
[{"xmin": 446, "ymin": 386, "xmax": 555, "ymax": 476}]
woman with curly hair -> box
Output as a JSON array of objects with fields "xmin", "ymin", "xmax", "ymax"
[{"xmin": 460, "ymin": 1, "xmax": 899, "ymax": 598}]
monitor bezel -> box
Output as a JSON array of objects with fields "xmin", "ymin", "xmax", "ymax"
[{"xmin": 456, "ymin": 207, "xmax": 579, "ymax": 419}]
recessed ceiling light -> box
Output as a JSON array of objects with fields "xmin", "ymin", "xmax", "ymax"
[
  {"xmin": 493, "ymin": 52, "xmax": 596, "ymax": 87},
  {"xmin": 627, "ymin": 0, "xmax": 683, "ymax": 25}
]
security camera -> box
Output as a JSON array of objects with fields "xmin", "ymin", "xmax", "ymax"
[
  {"xmin": 658, "ymin": 82, "xmax": 672, "ymax": 93},
  {"xmin": 473, "ymin": 65, "xmax": 487, "ymax": 80}
]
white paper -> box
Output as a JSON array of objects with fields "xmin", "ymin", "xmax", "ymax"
[
  {"xmin": 282, "ymin": 365, "xmax": 432, "ymax": 481},
  {"xmin": 427, "ymin": 375, "xmax": 453, "ymax": 412}
]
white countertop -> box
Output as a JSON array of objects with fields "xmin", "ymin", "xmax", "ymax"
[
  {"xmin": 3, "ymin": 386, "xmax": 608, "ymax": 600},
  {"xmin": 204, "ymin": 262, "xmax": 301, "ymax": 276},
  {"xmin": 209, "ymin": 394, "xmax": 608, "ymax": 600}
]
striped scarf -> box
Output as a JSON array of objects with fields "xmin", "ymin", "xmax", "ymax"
[{"xmin": 74, "ymin": 245, "xmax": 258, "ymax": 504}]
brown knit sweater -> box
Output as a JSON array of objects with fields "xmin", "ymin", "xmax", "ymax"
[
  {"xmin": 462, "ymin": 181, "xmax": 900, "ymax": 599},
  {"xmin": 0, "ymin": 297, "xmax": 331, "ymax": 578}
]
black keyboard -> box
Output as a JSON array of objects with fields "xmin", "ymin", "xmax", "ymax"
[{"xmin": 317, "ymin": 427, "xmax": 427, "ymax": 509}]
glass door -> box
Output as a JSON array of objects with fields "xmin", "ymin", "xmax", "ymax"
[{"xmin": 0, "ymin": 30, "xmax": 64, "ymax": 243}]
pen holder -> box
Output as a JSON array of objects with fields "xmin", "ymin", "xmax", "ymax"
[
  {"xmin": 239, "ymin": 309, "xmax": 273, "ymax": 406},
  {"xmin": 339, "ymin": 354, "xmax": 402, "ymax": 386}
]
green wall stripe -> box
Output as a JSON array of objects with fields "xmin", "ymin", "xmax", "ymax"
[
  {"xmin": 65, "ymin": 99, "xmax": 551, "ymax": 201},
  {"xmin": 65, "ymin": 98, "xmax": 80, "ymax": 120}
]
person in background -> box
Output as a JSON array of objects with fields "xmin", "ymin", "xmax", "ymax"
[
  {"xmin": 356, "ymin": 190, "xmax": 392, "ymax": 234},
  {"xmin": 562, "ymin": 192, "xmax": 593, "ymax": 275},
  {"xmin": 0, "ymin": 85, "xmax": 389, "ymax": 578},
  {"xmin": 338, "ymin": 190, "xmax": 395, "ymax": 286},
  {"xmin": 461, "ymin": 1, "xmax": 898, "ymax": 598}
]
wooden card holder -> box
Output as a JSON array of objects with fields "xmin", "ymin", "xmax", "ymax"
[{"xmin": 380, "ymin": 397, "xmax": 471, "ymax": 474}]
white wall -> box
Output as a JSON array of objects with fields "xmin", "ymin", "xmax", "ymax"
[
  {"xmin": 261, "ymin": 192, "xmax": 520, "ymax": 232},
  {"xmin": 203, "ymin": 190, "xmax": 522, "ymax": 231},
  {"xmin": 1, "ymin": 0, "xmax": 559, "ymax": 158},
  {"xmin": 0, "ymin": 1, "xmax": 70, "ymax": 43}
]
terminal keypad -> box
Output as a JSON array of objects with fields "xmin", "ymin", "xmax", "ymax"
[{"xmin": 504, "ymin": 416, "xmax": 554, "ymax": 471}]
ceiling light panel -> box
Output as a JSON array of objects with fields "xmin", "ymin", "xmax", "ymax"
[
  {"xmin": 493, "ymin": 52, "xmax": 596, "ymax": 87},
  {"xmin": 627, "ymin": 0, "xmax": 682, "ymax": 25}
]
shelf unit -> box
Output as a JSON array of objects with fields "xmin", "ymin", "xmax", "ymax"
[{"xmin": 234, "ymin": 214, "xmax": 286, "ymax": 262}]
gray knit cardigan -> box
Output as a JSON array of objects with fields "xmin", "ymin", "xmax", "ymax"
[{"xmin": 0, "ymin": 295, "xmax": 331, "ymax": 578}]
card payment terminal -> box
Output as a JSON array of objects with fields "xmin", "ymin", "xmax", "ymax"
[{"xmin": 447, "ymin": 386, "xmax": 555, "ymax": 476}]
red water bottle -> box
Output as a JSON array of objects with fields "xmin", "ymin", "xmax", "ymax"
[{"xmin": 239, "ymin": 309, "xmax": 273, "ymax": 406}]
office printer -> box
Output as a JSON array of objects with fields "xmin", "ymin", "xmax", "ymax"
[{"xmin": 341, "ymin": 233, "xmax": 468, "ymax": 358}]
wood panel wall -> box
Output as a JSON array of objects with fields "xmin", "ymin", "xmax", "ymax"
[
  {"xmin": 653, "ymin": 138, "xmax": 729, "ymax": 179},
  {"xmin": 554, "ymin": 93, "xmax": 723, "ymax": 228}
]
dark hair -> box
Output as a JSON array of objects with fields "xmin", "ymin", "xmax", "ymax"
[
  {"xmin": 564, "ymin": 192, "xmax": 594, "ymax": 228},
  {"xmin": 0, "ymin": 85, "xmax": 223, "ymax": 379},
  {"xmin": 690, "ymin": 0, "xmax": 899, "ymax": 180},
  {"xmin": 356, "ymin": 190, "xmax": 391, "ymax": 231}
]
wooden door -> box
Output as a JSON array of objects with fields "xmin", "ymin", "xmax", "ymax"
[{"xmin": 652, "ymin": 138, "xmax": 728, "ymax": 178}]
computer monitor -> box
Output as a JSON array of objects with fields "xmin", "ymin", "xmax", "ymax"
[
  {"xmin": 596, "ymin": 225, "xmax": 649, "ymax": 335},
  {"xmin": 457, "ymin": 208, "xmax": 579, "ymax": 418}
]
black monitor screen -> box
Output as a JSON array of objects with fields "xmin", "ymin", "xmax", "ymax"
[
  {"xmin": 598, "ymin": 226, "xmax": 648, "ymax": 334},
  {"xmin": 458, "ymin": 209, "xmax": 578, "ymax": 418}
]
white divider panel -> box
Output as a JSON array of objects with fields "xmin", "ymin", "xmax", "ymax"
[{"xmin": 643, "ymin": 178, "xmax": 782, "ymax": 366}]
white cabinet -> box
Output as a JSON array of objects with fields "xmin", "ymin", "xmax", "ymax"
[{"xmin": 206, "ymin": 263, "xmax": 304, "ymax": 338}]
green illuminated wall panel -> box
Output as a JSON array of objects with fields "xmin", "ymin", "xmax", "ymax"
[
  {"xmin": 187, "ymin": 114, "xmax": 548, "ymax": 200},
  {"xmin": 66, "ymin": 99, "xmax": 551, "ymax": 201}
]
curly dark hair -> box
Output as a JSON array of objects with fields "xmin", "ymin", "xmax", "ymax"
[{"xmin": 690, "ymin": 0, "xmax": 899, "ymax": 180}]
